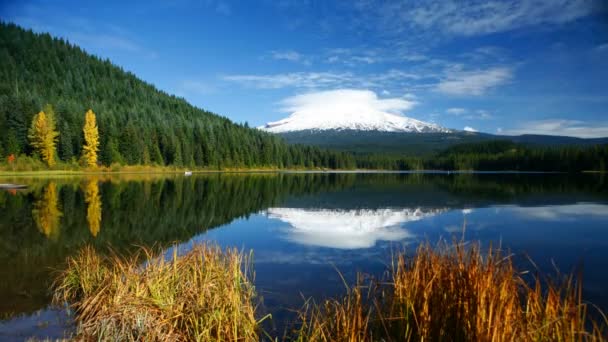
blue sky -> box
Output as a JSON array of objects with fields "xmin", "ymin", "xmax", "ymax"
[{"xmin": 2, "ymin": 0, "xmax": 608, "ymax": 137}]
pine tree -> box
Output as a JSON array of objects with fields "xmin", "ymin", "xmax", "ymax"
[
  {"xmin": 28, "ymin": 109, "xmax": 59, "ymax": 167},
  {"xmin": 82, "ymin": 109, "xmax": 99, "ymax": 167}
]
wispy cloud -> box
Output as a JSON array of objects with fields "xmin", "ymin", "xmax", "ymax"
[
  {"xmin": 411, "ymin": 0, "xmax": 597, "ymax": 36},
  {"xmin": 446, "ymin": 108, "xmax": 493, "ymax": 120},
  {"xmin": 436, "ymin": 67, "xmax": 512, "ymax": 95},
  {"xmin": 214, "ymin": 1, "xmax": 232, "ymax": 15},
  {"xmin": 594, "ymin": 43, "xmax": 608, "ymax": 53},
  {"xmin": 269, "ymin": 50, "xmax": 312, "ymax": 65},
  {"xmin": 222, "ymin": 72, "xmax": 355, "ymax": 89},
  {"xmin": 446, "ymin": 107, "xmax": 467, "ymax": 115},
  {"xmin": 463, "ymin": 126, "xmax": 478, "ymax": 132},
  {"xmin": 351, "ymin": 0, "xmax": 599, "ymax": 38},
  {"xmin": 506, "ymin": 204, "xmax": 608, "ymax": 221},
  {"xmin": 471, "ymin": 110, "xmax": 493, "ymax": 120},
  {"xmin": 271, "ymin": 50, "xmax": 302, "ymax": 62},
  {"xmin": 503, "ymin": 119, "xmax": 608, "ymax": 138},
  {"xmin": 6, "ymin": 6, "xmax": 156, "ymax": 58}
]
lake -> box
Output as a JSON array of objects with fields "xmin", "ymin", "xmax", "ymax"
[{"xmin": 1, "ymin": 172, "xmax": 607, "ymax": 340}]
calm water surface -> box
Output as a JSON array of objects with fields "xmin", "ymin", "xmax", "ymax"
[{"xmin": 0, "ymin": 172, "xmax": 607, "ymax": 340}]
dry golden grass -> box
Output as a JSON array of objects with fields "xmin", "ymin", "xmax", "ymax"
[
  {"xmin": 293, "ymin": 241, "xmax": 607, "ymax": 342},
  {"xmin": 53, "ymin": 244, "xmax": 261, "ymax": 341}
]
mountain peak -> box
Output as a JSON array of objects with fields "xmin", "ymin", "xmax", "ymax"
[
  {"xmin": 259, "ymin": 89, "xmax": 450, "ymax": 134},
  {"xmin": 259, "ymin": 110, "xmax": 450, "ymax": 134}
]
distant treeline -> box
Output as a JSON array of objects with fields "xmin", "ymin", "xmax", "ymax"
[
  {"xmin": 355, "ymin": 140, "xmax": 608, "ymax": 172},
  {"xmin": 0, "ymin": 22, "xmax": 354, "ymax": 170}
]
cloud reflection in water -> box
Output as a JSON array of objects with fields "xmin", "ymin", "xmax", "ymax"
[{"xmin": 267, "ymin": 207, "xmax": 445, "ymax": 249}]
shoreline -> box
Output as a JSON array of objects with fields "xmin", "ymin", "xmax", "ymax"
[{"xmin": 0, "ymin": 169, "xmax": 595, "ymax": 178}]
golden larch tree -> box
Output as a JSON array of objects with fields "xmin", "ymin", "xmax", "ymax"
[
  {"xmin": 28, "ymin": 109, "xmax": 59, "ymax": 167},
  {"xmin": 82, "ymin": 109, "xmax": 100, "ymax": 167}
]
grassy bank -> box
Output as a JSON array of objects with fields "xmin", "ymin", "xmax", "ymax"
[
  {"xmin": 53, "ymin": 244, "xmax": 261, "ymax": 341},
  {"xmin": 0, "ymin": 163, "xmax": 337, "ymax": 177},
  {"xmin": 293, "ymin": 241, "xmax": 607, "ymax": 341},
  {"xmin": 53, "ymin": 242, "xmax": 607, "ymax": 341}
]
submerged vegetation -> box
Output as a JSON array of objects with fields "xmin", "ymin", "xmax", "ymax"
[
  {"xmin": 53, "ymin": 244, "xmax": 260, "ymax": 341},
  {"xmin": 53, "ymin": 240, "xmax": 607, "ymax": 341}
]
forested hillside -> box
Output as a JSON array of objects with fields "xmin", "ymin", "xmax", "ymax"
[
  {"xmin": 0, "ymin": 22, "xmax": 354, "ymax": 169},
  {"xmin": 354, "ymin": 140, "xmax": 608, "ymax": 172},
  {"xmin": 280, "ymin": 130, "xmax": 608, "ymax": 156}
]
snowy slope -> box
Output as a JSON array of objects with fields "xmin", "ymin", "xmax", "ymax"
[{"xmin": 259, "ymin": 109, "xmax": 450, "ymax": 133}]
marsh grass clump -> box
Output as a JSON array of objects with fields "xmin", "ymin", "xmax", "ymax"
[
  {"xmin": 293, "ymin": 241, "xmax": 607, "ymax": 341},
  {"xmin": 53, "ymin": 244, "xmax": 260, "ymax": 341}
]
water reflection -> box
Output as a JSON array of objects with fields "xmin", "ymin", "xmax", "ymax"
[
  {"xmin": 32, "ymin": 182, "xmax": 62, "ymax": 240},
  {"xmin": 83, "ymin": 180, "xmax": 101, "ymax": 237},
  {"xmin": 505, "ymin": 203, "xmax": 608, "ymax": 221},
  {"xmin": 0, "ymin": 172, "xmax": 607, "ymax": 339},
  {"xmin": 268, "ymin": 207, "xmax": 445, "ymax": 249}
]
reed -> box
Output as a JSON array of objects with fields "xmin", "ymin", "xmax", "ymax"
[
  {"xmin": 293, "ymin": 241, "xmax": 607, "ymax": 341},
  {"xmin": 53, "ymin": 244, "xmax": 260, "ymax": 341}
]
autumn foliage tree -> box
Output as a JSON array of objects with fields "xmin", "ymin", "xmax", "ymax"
[
  {"xmin": 82, "ymin": 109, "xmax": 100, "ymax": 167},
  {"xmin": 28, "ymin": 107, "xmax": 59, "ymax": 167}
]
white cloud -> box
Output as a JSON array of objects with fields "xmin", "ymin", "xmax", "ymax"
[
  {"xmin": 279, "ymin": 89, "xmax": 417, "ymax": 116},
  {"xmin": 447, "ymin": 107, "xmax": 467, "ymax": 115},
  {"xmin": 437, "ymin": 67, "xmax": 512, "ymax": 95},
  {"xmin": 266, "ymin": 207, "xmax": 442, "ymax": 249},
  {"xmin": 503, "ymin": 119, "xmax": 608, "ymax": 138},
  {"xmin": 271, "ymin": 50, "xmax": 306, "ymax": 63},
  {"xmin": 464, "ymin": 126, "xmax": 477, "ymax": 132}
]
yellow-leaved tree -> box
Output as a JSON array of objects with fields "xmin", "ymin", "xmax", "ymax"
[
  {"xmin": 82, "ymin": 109, "xmax": 100, "ymax": 167},
  {"xmin": 28, "ymin": 106, "xmax": 59, "ymax": 167}
]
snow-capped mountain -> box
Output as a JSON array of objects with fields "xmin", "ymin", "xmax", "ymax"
[{"xmin": 259, "ymin": 111, "xmax": 450, "ymax": 133}]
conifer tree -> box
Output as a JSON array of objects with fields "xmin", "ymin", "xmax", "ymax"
[
  {"xmin": 28, "ymin": 108, "xmax": 59, "ymax": 167},
  {"xmin": 82, "ymin": 109, "xmax": 100, "ymax": 167}
]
